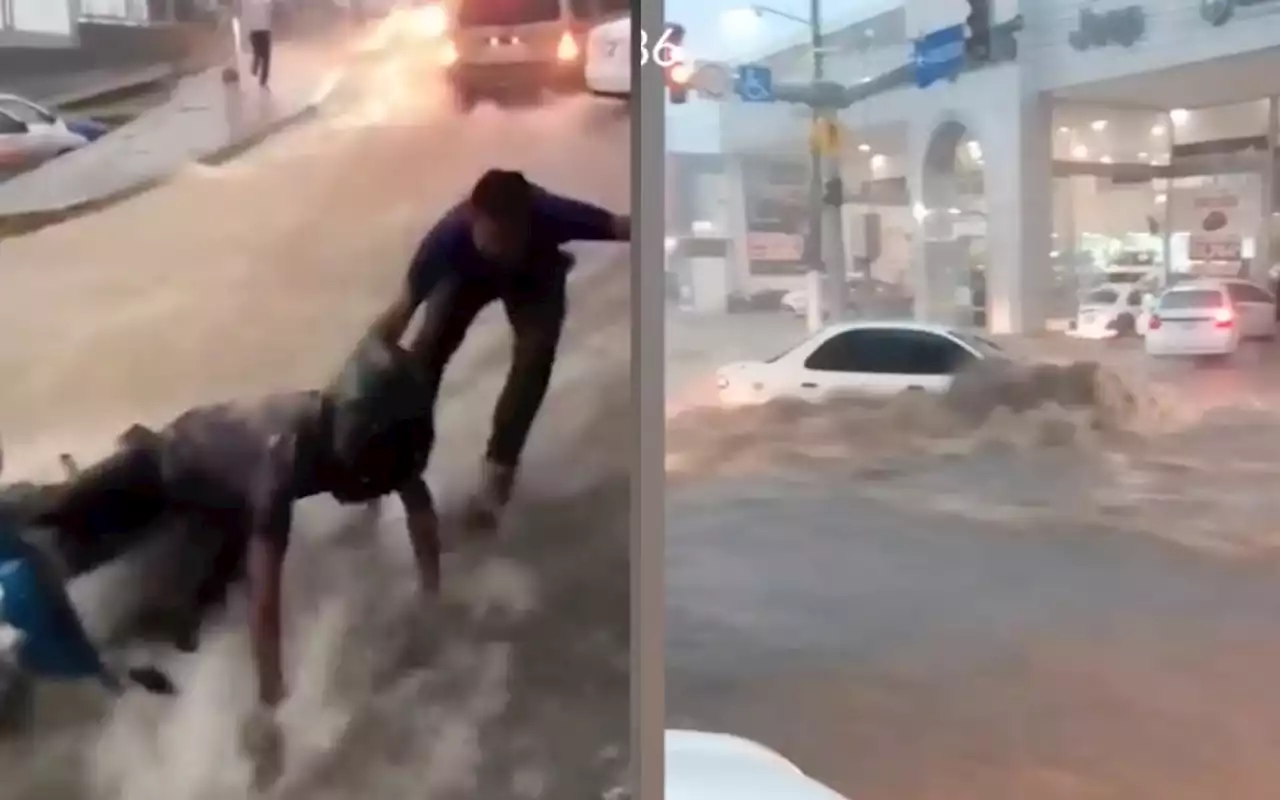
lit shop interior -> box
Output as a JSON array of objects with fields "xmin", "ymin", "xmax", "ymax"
[
  {"xmin": 799, "ymin": 100, "xmax": 1280, "ymax": 326},
  {"xmin": 1049, "ymin": 100, "xmax": 1279, "ymax": 317}
]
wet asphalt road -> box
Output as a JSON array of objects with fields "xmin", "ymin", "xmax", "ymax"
[{"xmin": 665, "ymin": 322, "xmax": 1280, "ymax": 800}]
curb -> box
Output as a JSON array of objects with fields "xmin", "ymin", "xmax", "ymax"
[{"xmin": 0, "ymin": 78, "xmax": 339, "ymax": 242}]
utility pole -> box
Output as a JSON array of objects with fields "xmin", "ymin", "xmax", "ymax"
[{"xmin": 803, "ymin": 0, "xmax": 847, "ymax": 333}]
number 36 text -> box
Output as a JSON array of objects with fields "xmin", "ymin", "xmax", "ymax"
[{"xmin": 638, "ymin": 27, "xmax": 685, "ymax": 69}]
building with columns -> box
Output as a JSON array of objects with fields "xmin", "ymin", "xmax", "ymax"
[{"xmin": 669, "ymin": 0, "xmax": 1280, "ymax": 333}]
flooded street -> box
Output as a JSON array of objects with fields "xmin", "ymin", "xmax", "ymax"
[
  {"xmin": 0, "ymin": 42, "xmax": 631, "ymax": 800},
  {"xmin": 665, "ymin": 315, "xmax": 1280, "ymax": 799}
]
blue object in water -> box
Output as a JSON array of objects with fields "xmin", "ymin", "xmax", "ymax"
[
  {"xmin": 0, "ymin": 523, "xmax": 117, "ymax": 690},
  {"xmin": 65, "ymin": 119, "xmax": 109, "ymax": 143}
]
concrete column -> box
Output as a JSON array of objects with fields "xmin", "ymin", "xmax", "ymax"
[
  {"xmin": 1256, "ymin": 96, "xmax": 1278, "ymax": 284},
  {"xmin": 722, "ymin": 156, "xmax": 752, "ymax": 294},
  {"xmin": 983, "ymin": 89, "xmax": 1053, "ymax": 334},
  {"xmin": 1161, "ymin": 111, "xmax": 1175, "ymax": 285}
]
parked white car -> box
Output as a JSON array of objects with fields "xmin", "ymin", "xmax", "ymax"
[
  {"xmin": 0, "ymin": 100, "xmax": 88, "ymax": 173},
  {"xmin": 666, "ymin": 730, "xmax": 850, "ymax": 800},
  {"xmin": 1068, "ymin": 284, "xmax": 1150, "ymax": 339},
  {"xmin": 584, "ymin": 13, "xmax": 630, "ymax": 97},
  {"xmin": 716, "ymin": 321, "xmax": 1005, "ymax": 406},
  {"xmin": 1145, "ymin": 278, "xmax": 1276, "ymax": 358}
]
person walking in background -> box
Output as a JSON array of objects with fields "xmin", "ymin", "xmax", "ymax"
[{"xmin": 241, "ymin": 0, "xmax": 275, "ymax": 89}]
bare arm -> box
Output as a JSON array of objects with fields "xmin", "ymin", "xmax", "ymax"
[
  {"xmin": 374, "ymin": 225, "xmax": 452, "ymax": 346},
  {"xmin": 369, "ymin": 283, "xmax": 419, "ymax": 348},
  {"xmin": 397, "ymin": 476, "xmax": 440, "ymax": 595},
  {"xmin": 247, "ymin": 534, "xmax": 286, "ymax": 707}
]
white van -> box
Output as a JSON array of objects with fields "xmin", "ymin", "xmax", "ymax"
[{"xmin": 439, "ymin": 0, "xmax": 627, "ymax": 110}]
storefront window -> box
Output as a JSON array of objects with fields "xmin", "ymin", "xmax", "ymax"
[{"xmin": 1051, "ymin": 99, "xmax": 1271, "ymax": 326}]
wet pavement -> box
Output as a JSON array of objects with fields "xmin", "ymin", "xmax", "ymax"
[
  {"xmin": 665, "ymin": 320, "xmax": 1280, "ymax": 800},
  {"xmin": 0, "ymin": 41, "xmax": 346, "ymax": 216},
  {"xmin": 0, "ymin": 32, "xmax": 631, "ymax": 800}
]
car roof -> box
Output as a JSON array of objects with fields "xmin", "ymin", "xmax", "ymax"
[
  {"xmin": 819, "ymin": 319, "xmax": 969, "ymax": 337},
  {"xmin": 1165, "ymin": 279, "xmax": 1232, "ymax": 291},
  {"xmin": 666, "ymin": 730, "xmax": 849, "ymax": 800}
]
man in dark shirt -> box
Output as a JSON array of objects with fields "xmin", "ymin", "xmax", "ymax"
[
  {"xmin": 29, "ymin": 374, "xmax": 438, "ymax": 711},
  {"xmin": 370, "ymin": 169, "xmax": 630, "ymax": 528}
]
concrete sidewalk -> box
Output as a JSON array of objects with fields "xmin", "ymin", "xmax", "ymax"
[{"xmin": 0, "ymin": 41, "xmax": 346, "ymax": 218}]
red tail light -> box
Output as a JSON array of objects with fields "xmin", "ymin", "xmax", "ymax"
[
  {"xmin": 1148, "ymin": 315, "xmax": 1161, "ymax": 330},
  {"xmin": 556, "ymin": 30, "xmax": 580, "ymax": 61},
  {"xmin": 1214, "ymin": 307, "xmax": 1234, "ymax": 328}
]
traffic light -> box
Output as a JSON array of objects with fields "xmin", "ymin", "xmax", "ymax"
[
  {"xmin": 667, "ymin": 63, "xmax": 690, "ymax": 104},
  {"xmin": 664, "ymin": 23, "xmax": 688, "ymax": 104},
  {"xmin": 965, "ymin": 0, "xmax": 992, "ymax": 62}
]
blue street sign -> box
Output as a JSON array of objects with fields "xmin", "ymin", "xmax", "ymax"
[
  {"xmin": 913, "ymin": 23, "xmax": 966, "ymax": 88},
  {"xmin": 734, "ymin": 64, "xmax": 775, "ymax": 103}
]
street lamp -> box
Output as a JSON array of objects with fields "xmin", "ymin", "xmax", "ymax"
[{"xmin": 726, "ymin": 2, "xmax": 842, "ymax": 333}]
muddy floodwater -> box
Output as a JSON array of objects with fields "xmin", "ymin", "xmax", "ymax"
[{"xmin": 666, "ymin": 347, "xmax": 1280, "ymax": 800}]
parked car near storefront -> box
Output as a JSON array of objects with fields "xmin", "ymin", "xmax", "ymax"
[{"xmin": 0, "ymin": 109, "xmax": 88, "ymax": 176}]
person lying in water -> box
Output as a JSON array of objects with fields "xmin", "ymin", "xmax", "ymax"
[{"xmin": 22, "ymin": 339, "xmax": 440, "ymax": 711}]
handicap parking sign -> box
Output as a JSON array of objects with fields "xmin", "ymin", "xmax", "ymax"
[{"xmin": 734, "ymin": 64, "xmax": 775, "ymax": 103}]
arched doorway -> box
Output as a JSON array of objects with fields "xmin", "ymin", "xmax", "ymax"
[{"xmin": 920, "ymin": 120, "xmax": 988, "ymax": 327}]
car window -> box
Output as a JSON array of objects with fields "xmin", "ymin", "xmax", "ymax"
[
  {"xmin": 0, "ymin": 99, "xmax": 54, "ymax": 125},
  {"xmin": 803, "ymin": 330, "xmax": 881, "ymax": 373},
  {"xmin": 0, "ymin": 112, "xmax": 28, "ymax": 135},
  {"xmin": 1083, "ymin": 288, "xmax": 1118, "ymax": 305},
  {"xmin": 1126, "ymin": 290, "xmax": 1144, "ymax": 306},
  {"xmin": 456, "ymin": 0, "xmax": 564, "ymax": 26},
  {"xmin": 890, "ymin": 330, "xmax": 976, "ymax": 375},
  {"xmin": 950, "ymin": 330, "xmax": 1004, "ymax": 357},
  {"xmin": 1230, "ymin": 282, "xmax": 1274, "ymax": 304},
  {"xmin": 1160, "ymin": 289, "xmax": 1225, "ymax": 310},
  {"xmin": 803, "ymin": 329, "xmax": 974, "ymax": 375}
]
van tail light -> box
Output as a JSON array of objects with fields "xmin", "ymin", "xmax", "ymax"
[
  {"xmin": 1214, "ymin": 307, "xmax": 1234, "ymax": 328},
  {"xmin": 557, "ymin": 30, "xmax": 580, "ymax": 61},
  {"xmin": 439, "ymin": 38, "xmax": 459, "ymax": 66},
  {"xmin": 1148, "ymin": 314, "xmax": 1161, "ymax": 330}
]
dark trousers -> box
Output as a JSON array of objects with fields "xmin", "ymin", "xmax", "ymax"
[
  {"xmin": 248, "ymin": 30, "xmax": 273, "ymax": 87},
  {"xmin": 34, "ymin": 440, "xmax": 246, "ymax": 624},
  {"xmin": 34, "ymin": 444, "xmax": 168, "ymax": 576},
  {"xmin": 410, "ymin": 271, "xmax": 567, "ymax": 470}
]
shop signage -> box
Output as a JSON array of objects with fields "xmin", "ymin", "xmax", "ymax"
[
  {"xmin": 742, "ymin": 157, "xmax": 811, "ymax": 275},
  {"xmin": 1182, "ymin": 190, "xmax": 1246, "ymax": 262},
  {"xmin": 1202, "ymin": 0, "xmax": 1280, "ymax": 26},
  {"xmin": 1068, "ymin": 4, "xmax": 1146, "ymax": 50},
  {"xmin": 913, "ymin": 24, "xmax": 966, "ymax": 88},
  {"xmin": 746, "ymin": 232, "xmax": 805, "ymax": 262}
]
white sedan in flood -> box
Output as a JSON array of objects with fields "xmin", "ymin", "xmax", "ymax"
[
  {"xmin": 716, "ymin": 321, "xmax": 1005, "ymax": 406},
  {"xmin": 1145, "ymin": 278, "xmax": 1276, "ymax": 358},
  {"xmin": 666, "ymin": 730, "xmax": 851, "ymax": 800}
]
